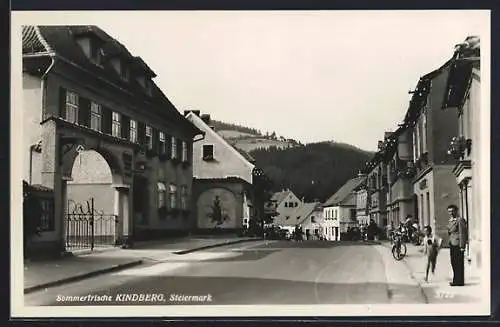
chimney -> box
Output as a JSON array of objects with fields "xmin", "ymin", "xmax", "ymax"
[
  {"xmin": 193, "ymin": 110, "xmax": 201, "ymax": 117},
  {"xmin": 183, "ymin": 110, "xmax": 190, "ymax": 116},
  {"xmin": 201, "ymin": 114, "xmax": 211, "ymax": 124},
  {"xmin": 377, "ymin": 140, "xmax": 385, "ymax": 150}
]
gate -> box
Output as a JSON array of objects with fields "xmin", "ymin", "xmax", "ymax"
[{"xmin": 65, "ymin": 198, "xmax": 118, "ymax": 251}]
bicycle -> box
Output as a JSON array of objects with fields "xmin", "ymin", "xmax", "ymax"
[{"xmin": 391, "ymin": 232, "xmax": 407, "ymax": 261}]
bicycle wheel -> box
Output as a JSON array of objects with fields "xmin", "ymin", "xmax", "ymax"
[
  {"xmin": 400, "ymin": 242, "xmax": 407, "ymax": 257},
  {"xmin": 392, "ymin": 244, "xmax": 404, "ymax": 261}
]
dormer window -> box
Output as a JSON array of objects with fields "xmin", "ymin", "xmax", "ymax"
[{"xmin": 89, "ymin": 39, "xmax": 104, "ymax": 66}]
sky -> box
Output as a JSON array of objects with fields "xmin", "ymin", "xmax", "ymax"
[{"xmin": 29, "ymin": 11, "xmax": 490, "ymax": 152}]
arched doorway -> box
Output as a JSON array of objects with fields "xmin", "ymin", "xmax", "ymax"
[{"xmin": 65, "ymin": 149, "xmax": 127, "ymax": 250}]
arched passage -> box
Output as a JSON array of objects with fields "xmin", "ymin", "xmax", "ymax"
[{"xmin": 65, "ymin": 149, "xmax": 126, "ymax": 250}]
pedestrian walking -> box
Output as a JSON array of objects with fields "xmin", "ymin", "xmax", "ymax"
[
  {"xmin": 421, "ymin": 225, "xmax": 442, "ymax": 282},
  {"xmin": 447, "ymin": 204, "xmax": 468, "ymax": 286}
]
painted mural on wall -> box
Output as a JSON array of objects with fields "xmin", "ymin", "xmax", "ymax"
[{"xmin": 197, "ymin": 188, "xmax": 237, "ymax": 229}]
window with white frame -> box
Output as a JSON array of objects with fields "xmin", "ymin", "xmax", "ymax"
[
  {"xmin": 181, "ymin": 185, "xmax": 188, "ymax": 210},
  {"xmin": 112, "ymin": 112, "xmax": 121, "ymax": 137},
  {"xmin": 169, "ymin": 184, "xmax": 177, "ymax": 209},
  {"xmin": 171, "ymin": 136, "xmax": 177, "ymax": 158},
  {"xmin": 65, "ymin": 91, "xmax": 79, "ymax": 124},
  {"xmin": 129, "ymin": 119, "xmax": 138, "ymax": 143},
  {"xmin": 159, "ymin": 132, "xmax": 166, "ymax": 154},
  {"xmin": 145, "ymin": 125, "xmax": 153, "ymax": 150},
  {"xmin": 415, "ymin": 122, "xmax": 421, "ymax": 157},
  {"xmin": 182, "ymin": 141, "xmax": 188, "ymax": 162},
  {"xmin": 412, "ymin": 129, "xmax": 417, "ymax": 161},
  {"xmin": 157, "ymin": 182, "xmax": 166, "ymax": 208},
  {"xmin": 90, "ymin": 102, "xmax": 102, "ymax": 132},
  {"xmin": 202, "ymin": 144, "xmax": 214, "ymax": 160}
]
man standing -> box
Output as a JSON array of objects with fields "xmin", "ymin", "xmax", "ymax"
[{"xmin": 447, "ymin": 204, "xmax": 468, "ymax": 286}]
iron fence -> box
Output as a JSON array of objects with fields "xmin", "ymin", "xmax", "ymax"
[{"xmin": 65, "ymin": 198, "xmax": 118, "ymax": 251}]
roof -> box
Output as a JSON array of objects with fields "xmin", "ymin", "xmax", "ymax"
[
  {"xmin": 323, "ymin": 176, "xmax": 366, "ymax": 207},
  {"xmin": 22, "ymin": 25, "xmax": 201, "ymax": 136},
  {"xmin": 442, "ymin": 36, "xmax": 480, "ymax": 110},
  {"xmin": 273, "ymin": 202, "xmax": 320, "ymax": 227},
  {"xmin": 233, "ymin": 145, "xmax": 256, "ymax": 163}
]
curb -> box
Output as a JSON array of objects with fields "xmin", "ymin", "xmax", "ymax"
[
  {"xmin": 173, "ymin": 238, "xmax": 261, "ymax": 255},
  {"xmin": 24, "ymin": 260, "xmax": 143, "ymax": 294},
  {"xmin": 380, "ymin": 242, "xmax": 429, "ymax": 303}
]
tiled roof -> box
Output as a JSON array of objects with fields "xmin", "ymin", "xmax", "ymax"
[
  {"xmin": 234, "ymin": 147, "xmax": 255, "ymax": 163},
  {"xmin": 323, "ymin": 176, "xmax": 366, "ymax": 207},
  {"xmin": 23, "ymin": 25, "xmax": 199, "ymax": 135},
  {"xmin": 22, "ymin": 26, "xmax": 51, "ymax": 54}
]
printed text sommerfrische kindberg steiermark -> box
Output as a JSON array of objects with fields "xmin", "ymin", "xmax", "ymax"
[{"xmin": 56, "ymin": 294, "xmax": 166, "ymax": 302}]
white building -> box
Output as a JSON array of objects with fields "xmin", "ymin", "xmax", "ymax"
[{"xmin": 323, "ymin": 176, "xmax": 366, "ymax": 241}]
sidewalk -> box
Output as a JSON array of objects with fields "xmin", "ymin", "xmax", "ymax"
[
  {"xmin": 24, "ymin": 236, "xmax": 259, "ymax": 294},
  {"xmin": 381, "ymin": 241, "xmax": 482, "ymax": 304}
]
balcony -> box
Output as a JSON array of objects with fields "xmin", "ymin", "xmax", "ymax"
[{"xmin": 447, "ymin": 136, "xmax": 472, "ymax": 161}]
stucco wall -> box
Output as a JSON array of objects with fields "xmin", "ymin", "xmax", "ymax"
[
  {"xmin": 276, "ymin": 192, "xmax": 302, "ymax": 220},
  {"xmin": 23, "ymin": 73, "xmax": 43, "ymax": 185}
]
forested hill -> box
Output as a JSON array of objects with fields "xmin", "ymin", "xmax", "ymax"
[{"xmin": 249, "ymin": 142, "xmax": 374, "ymax": 202}]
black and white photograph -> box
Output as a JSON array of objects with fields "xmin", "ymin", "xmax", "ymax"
[{"xmin": 11, "ymin": 10, "xmax": 490, "ymax": 317}]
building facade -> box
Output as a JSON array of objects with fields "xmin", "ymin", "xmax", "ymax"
[
  {"xmin": 406, "ymin": 59, "xmax": 460, "ymax": 244},
  {"xmin": 384, "ymin": 126, "xmax": 416, "ymax": 227},
  {"xmin": 442, "ymin": 36, "xmax": 481, "ymax": 269},
  {"xmin": 323, "ymin": 176, "xmax": 365, "ymax": 240},
  {"xmin": 22, "ymin": 25, "xmax": 202, "ymax": 255},
  {"xmin": 186, "ymin": 112, "xmax": 255, "ymax": 232},
  {"xmin": 269, "ymin": 189, "xmax": 303, "ymax": 224}
]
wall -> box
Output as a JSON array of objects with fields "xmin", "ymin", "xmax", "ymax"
[
  {"xmin": 188, "ymin": 114, "xmax": 254, "ymax": 184},
  {"xmin": 469, "ymin": 73, "xmax": 481, "ymax": 270},
  {"xmin": 433, "ymin": 165, "xmax": 460, "ymax": 244},
  {"xmin": 302, "ymin": 209, "xmax": 325, "ymax": 239},
  {"xmin": 23, "ymin": 73, "xmax": 43, "ymax": 185}
]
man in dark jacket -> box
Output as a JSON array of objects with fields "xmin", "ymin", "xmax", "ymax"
[{"xmin": 447, "ymin": 204, "xmax": 468, "ymax": 286}]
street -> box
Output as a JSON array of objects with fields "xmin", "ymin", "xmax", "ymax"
[{"xmin": 25, "ymin": 240, "xmax": 427, "ymax": 306}]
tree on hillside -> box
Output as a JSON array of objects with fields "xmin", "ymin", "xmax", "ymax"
[{"xmin": 250, "ymin": 142, "xmax": 373, "ymax": 202}]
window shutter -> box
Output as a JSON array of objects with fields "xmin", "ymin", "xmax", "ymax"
[
  {"xmin": 78, "ymin": 97, "xmax": 91, "ymax": 127},
  {"xmin": 165, "ymin": 134, "xmax": 172, "ymax": 159},
  {"xmin": 177, "ymin": 138, "xmax": 182, "ymax": 160},
  {"xmin": 121, "ymin": 115, "xmax": 130, "ymax": 140},
  {"xmin": 102, "ymin": 106, "xmax": 112, "ymax": 134},
  {"xmin": 152, "ymin": 128, "xmax": 159, "ymax": 153},
  {"xmin": 137, "ymin": 122, "xmax": 146, "ymax": 146},
  {"xmin": 59, "ymin": 87, "xmax": 67, "ymax": 119}
]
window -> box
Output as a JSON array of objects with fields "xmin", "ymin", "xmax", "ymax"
[
  {"xmin": 422, "ymin": 110, "xmax": 428, "ymax": 153},
  {"xmin": 145, "ymin": 80, "xmax": 153, "ymax": 95},
  {"xmin": 181, "ymin": 185, "xmax": 188, "ymax": 210},
  {"xmin": 169, "ymin": 184, "xmax": 178, "ymax": 209},
  {"xmin": 311, "ymin": 216, "xmax": 316, "ymax": 223},
  {"xmin": 158, "ymin": 132, "xmax": 166, "ymax": 154},
  {"xmin": 182, "ymin": 141, "xmax": 188, "ymax": 162},
  {"xmin": 65, "ymin": 91, "xmax": 79, "ymax": 124},
  {"xmin": 284, "ymin": 202, "xmax": 288, "ymax": 208},
  {"xmin": 426, "ymin": 192, "xmax": 431, "ymax": 227},
  {"xmin": 90, "ymin": 102, "xmax": 102, "ymax": 132},
  {"xmin": 350, "ymin": 209, "xmax": 356, "ymax": 219},
  {"xmin": 157, "ymin": 182, "xmax": 166, "ymax": 208},
  {"xmin": 129, "ymin": 119, "xmax": 138, "ymax": 143},
  {"xmin": 171, "ymin": 137, "xmax": 178, "ymax": 159},
  {"xmin": 145, "ymin": 126, "xmax": 153, "ymax": 150},
  {"xmin": 90, "ymin": 41, "xmax": 103, "ymax": 65},
  {"xmin": 202, "ymin": 144, "xmax": 214, "ymax": 160},
  {"xmin": 112, "ymin": 112, "xmax": 121, "ymax": 137},
  {"xmin": 39, "ymin": 197, "xmax": 54, "ymax": 231}
]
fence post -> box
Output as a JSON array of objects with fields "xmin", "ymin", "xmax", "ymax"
[{"xmin": 91, "ymin": 197, "xmax": 95, "ymax": 251}]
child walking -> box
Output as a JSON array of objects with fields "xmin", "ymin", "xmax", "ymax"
[{"xmin": 422, "ymin": 225, "xmax": 442, "ymax": 282}]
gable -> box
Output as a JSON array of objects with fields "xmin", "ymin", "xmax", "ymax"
[{"xmin": 187, "ymin": 113, "xmax": 254, "ymax": 183}]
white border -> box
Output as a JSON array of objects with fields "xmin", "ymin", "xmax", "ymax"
[{"xmin": 11, "ymin": 10, "xmax": 491, "ymax": 318}]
